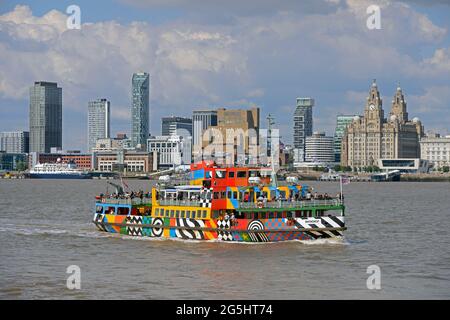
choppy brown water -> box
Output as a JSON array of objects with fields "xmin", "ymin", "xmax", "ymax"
[{"xmin": 0, "ymin": 179, "xmax": 449, "ymax": 299}]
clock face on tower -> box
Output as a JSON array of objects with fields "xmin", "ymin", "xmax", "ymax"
[{"xmin": 369, "ymin": 104, "xmax": 376, "ymax": 111}]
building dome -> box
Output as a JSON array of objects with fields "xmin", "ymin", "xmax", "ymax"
[
  {"xmin": 390, "ymin": 115, "xmax": 397, "ymax": 122},
  {"xmin": 412, "ymin": 117, "xmax": 420, "ymax": 123}
]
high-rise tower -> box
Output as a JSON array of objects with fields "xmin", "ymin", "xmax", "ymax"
[
  {"xmin": 29, "ymin": 81, "xmax": 62, "ymax": 153},
  {"xmin": 88, "ymin": 99, "xmax": 110, "ymax": 152},
  {"xmin": 131, "ymin": 72, "xmax": 150, "ymax": 150},
  {"xmin": 293, "ymin": 97, "xmax": 314, "ymax": 162}
]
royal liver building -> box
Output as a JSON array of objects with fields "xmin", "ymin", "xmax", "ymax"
[{"xmin": 341, "ymin": 80, "xmax": 424, "ymax": 168}]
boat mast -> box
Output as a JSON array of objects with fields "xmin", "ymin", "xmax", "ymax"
[{"xmin": 267, "ymin": 114, "xmax": 278, "ymax": 188}]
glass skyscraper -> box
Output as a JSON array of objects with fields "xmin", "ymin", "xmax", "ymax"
[
  {"xmin": 334, "ymin": 115, "xmax": 357, "ymax": 163},
  {"xmin": 88, "ymin": 99, "xmax": 110, "ymax": 152},
  {"xmin": 29, "ymin": 81, "xmax": 62, "ymax": 153},
  {"xmin": 131, "ymin": 72, "xmax": 150, "ymax": 150},
  {"xmin": 0, "ymin": 131, "xmax": 29, "ymax": 153},
  {"xmin": 293, "ymin": 97, "xmax": 314, "ymax": 162}
]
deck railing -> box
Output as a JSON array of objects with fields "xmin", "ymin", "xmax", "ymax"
[
  {"xmin": 238, "ymin": 199, "xmax": 341, "ymax": 209},
  {"xmin": 97, "ymin": 197, "xmax": 152, "ymax": 205},
  {"xmin": 158, "ymin": 199, "xmax": 202, "ymax": 207}
]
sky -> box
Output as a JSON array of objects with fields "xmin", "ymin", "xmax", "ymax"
[{"xmin": 0, "ymin": 0, "xmax": 449, "ymax": 152}]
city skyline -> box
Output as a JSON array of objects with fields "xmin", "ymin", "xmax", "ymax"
[{"xmin": 1, "ymin": 1, "xmax": 450, "ymax": 151}]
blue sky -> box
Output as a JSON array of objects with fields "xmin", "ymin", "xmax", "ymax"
[{"xmin": 1, "ymin": 0, "xmax": 449, "ymax": 152}]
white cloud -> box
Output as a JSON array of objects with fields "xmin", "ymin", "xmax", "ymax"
[{"xmin": 0, "ymin": 2, "xmax": 449, "ymax": 148}]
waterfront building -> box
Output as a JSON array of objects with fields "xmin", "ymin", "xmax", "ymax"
[
  {"xmin": 377, "ymin": 158, "xmax": 431, "ymax": 173},
  {"xmin": 420, "ymin": 133, "xmax": 450, "ymax": 169},
  {"xmin": 293, "ymin": 97, "xmax": 314, "ymax": 162},
  {"xmin": 131, "ymin": 72, "xmax": 150, "ymax": 150},
  {"xmin": 88, "ymin": 99, "xmax": 110, "ymax": 152},
  {"xmin": 192, "ymin": 110, "xmax": 218, "ymax": 158},
  {"xmin": 341, "ymin": 80, "xmax": 424, "ymax": 168},
  {"xmin": 0, "ymin": 131, "xmax": 29, "ymax": 153},
  {"xmin": 0, "ymin": 152, "xmax": 28, "ymax": 171},
  {"xmin": 203, "ymin": 107, "xmax": 260, "ymax": 164},
  {"xmin": 29, "ymin": 81, "xmax": 62, "ymax": 153},
  {"xmin": 147, "ymin": 135, "xmax": 192, "ymax": 169},
  {"xmin": 334, "ymin": 115, "xmax": 356, "ymax": 163},
  {"xmin": 92, "ymin": 133, "xmax": 133, "ymax": 152},
  {"xmin": 161, "ymin": 116, "xmax": 192, "ymax": 137},
  {"xmin": 95, "ymin": 150, "xmax": 154, "ymax": 172},
  {"xmin": 305, "ymin": 132, "xmax": 335, "ymax": 164}
]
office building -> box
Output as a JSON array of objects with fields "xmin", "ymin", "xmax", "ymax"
[
  {"xmin": 147, "ymin": 135, "xmax": 192, "ymax": 169},
  {"xmin": 203, "ymin": 107, "xmax": 260, "ymax": 164},
  {"xmin": 161, "ymin": 116, "xmax": 192, "ymax": 137},
  {"xmin": 88, "ymin": 99, "xmax": 110, "ymax": 152},
  {"xmin": 29, "ymin": 81, "xmax": 62, "ymax": 153},
  {"xmin": 131, "ymin": 72, "xmax": 150, "ymax": 150},
  {"xmin": 293, "ymin": 97, "xmax": 314, "ymax": 162},
  {"xmin": 192, "ymin": 110, "xmax": 217, "ymax": 157},
  {"xmin": 0, "ymin": 131, "xmax": 29, "ymax": 153},
  {"xmin": 0, "ymin": 152, "xmax": 28, "ymax": 171},
  {"xmin": 334, "ymin": 115, "xmax": 357, "ymax": 163},
  {"xmin": 92, "ymin": 133, "xmax": 132, "ymax": 152},
  {"xmin": 420, "ymin": 133, "xmax": 450, "ymax": 169},
  {"xmin": 95, "ymin": 150, "xmax": 154, "ymax": 172},
  {"xmin": 305, "ymin": 132, "xmax": 335, "ymax": 163}
]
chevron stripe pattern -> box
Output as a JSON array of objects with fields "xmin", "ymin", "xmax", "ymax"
[
  {"xmin": 93, "ymin": 213, "xmax": 107, "ymax": 231},
  {"xmin": 292, "ymin": 216, "xmax": 345, "ymax": 239},
  {"xmin": 126, "ymin": 215, "xmax": 143, "ymax": 236}
]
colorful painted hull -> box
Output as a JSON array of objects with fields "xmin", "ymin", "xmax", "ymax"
[{"xmin": 92, "ymin": 213, "xmax": 346, "ymax": 242}]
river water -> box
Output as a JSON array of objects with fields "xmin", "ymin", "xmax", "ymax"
[{"xmin": 0, "ymin": 179, "xmax": 449, "ymax": 299}]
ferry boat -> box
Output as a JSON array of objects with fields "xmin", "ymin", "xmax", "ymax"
[
  {"xmin": 92, "ymin": 161, "xmax": 346, "ymax": 242},
  {"xmin": 29, "ymin": 160, "xmax": 90, "ymax": 179}
]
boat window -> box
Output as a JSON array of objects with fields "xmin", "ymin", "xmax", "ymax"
[
  {"xmin": 176, "ymin": 210, "xmax": 180, "ymax": 218},
  {"xmin": 268, "ymin": 212, "xmax": 274, "ymax": 219},
  {"xmin": 233, "ymin": 191, "xmax": 238, "ymax": 199},
  {"xmin": 237, "ymin": 171, "xmax": 247, "ymax": 178},
  {"xmin": 117, "ymin": 207, "xmax": 129, "ymax": 215},
  {"xmin": 160, "ymin": 209, "xmax": 164, "ymax": 217},
  {"xmin": 287, "ymin": 212, "xmax": 293, "ymax": 218},
  {"xmin": 213, "ymin": 192, "xmax": 220, "ymax": 199},
  {"xmin": 249, "ymin": 170, "xmax": 261, "ymax": 177},
  {"xmin": 246, "ymin": 212, "xmax": 253, "ymax": 219},
  {"xmin": 155, "ymin": 208, "xmax": 160, "ymax": 216},
  {"xmin": 227, "ymin": 191, "xmax": 232, "ymax": 199},
  {"xmin": 221, "ymin": 191, "xmax": 226, "ymax": 198},
  {"xmin": 95, "ymin": 206, "xmax": 103, "ymax": 213},
  {"xmin": 170, "ymin": 210, "xmax": 175, "ymax": 218},
  {"xmin": 186, "ymin": 211, "xmax": 191, "ymax": 218},
  {"xmin": 212, "ymin": 211, "xmax": 220, "ymax": 218},
  {"xmin": 106, "ymin": 207, "xmax": 115, "ymax": 214},
  {"xmin": 215, "ymin": 170, "xmax": 226, "ymax": 178},
  {"xmin": 206, "ymin": 171, "xmax": 212, "ymax": 179},
  {"xmin": 202, "ymin": 210, "xmax": 207, "ymax": 218},
  {"xmin": 228, "ymin": 171, "xmax": 235, "ymax": 178},
  {"xmin": 181, "ymin": 211, "xmax": 185, "ymax": 218},
  {"xmin": 260, "ymin": 212, "xmax": 267, "ymax": 219}
]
